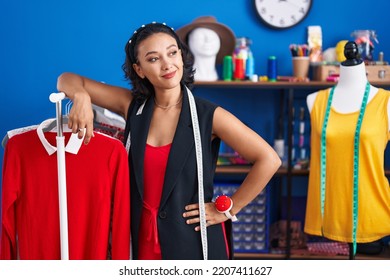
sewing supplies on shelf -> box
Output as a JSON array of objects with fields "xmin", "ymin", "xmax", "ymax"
[
  {"xmin": 233, "ymin": 37, "xmax": 255, "ymax": 80},
  {"xmin": 290, "ymin": 44, "xmax": 310, "ymax": 80},
  {"xmin": 289, "ymin": 44, "xmax": 310, "ymax": 57}
]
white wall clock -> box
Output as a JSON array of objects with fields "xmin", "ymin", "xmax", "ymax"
[{"xmin": 254, "ymin": 0, "xmax": 312, "ymax": 29}]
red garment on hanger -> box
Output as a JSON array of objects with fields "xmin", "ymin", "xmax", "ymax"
[{"xmin": 1, "ymin": 128, "xmax": 131, "ymax": 260}]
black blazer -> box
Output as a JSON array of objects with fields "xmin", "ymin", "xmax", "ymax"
[{"xmin": 124, "ymin": 87, "xmax": 232, "ymax": 259}]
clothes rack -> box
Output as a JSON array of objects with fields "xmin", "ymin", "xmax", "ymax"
[{"xmin": 49, "ymin": 92, "xmax": 69, "ymax": 260}]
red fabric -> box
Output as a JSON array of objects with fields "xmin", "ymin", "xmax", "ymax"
[
  {"xmin": 138, "ymin": 143, "xmax": 171, "ymax": 260},
  {"xmin": 1, "ymin": 131, "xmax": 131, "ymax": 259},
  {"xmin": 94, "ymin": 122, "xmax": 125, "ymax": 142},
  {"xmin": 221, "ymin": 222, "xmax": 230, "ymax": 259}
]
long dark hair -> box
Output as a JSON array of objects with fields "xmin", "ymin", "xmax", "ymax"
[{"xmin": 122, "ymin": 22, "xmax": 195, "ymax": 102}]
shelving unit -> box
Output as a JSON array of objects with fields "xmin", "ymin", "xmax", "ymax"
[{"xmin": 195, "ymin": 80, "xmax": 390, "ymax": 260}]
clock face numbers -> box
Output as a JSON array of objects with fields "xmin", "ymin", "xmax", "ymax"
[{"xmin": 254, "ymin": 0, "xmax": 312, "ymax": 29}]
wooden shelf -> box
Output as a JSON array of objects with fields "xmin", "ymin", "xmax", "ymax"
[
  {"xmin": 195, "ymin": 80, "xmax": 390, "ymax": 89},
  {"xmin": 234, "ymin": 246, "xmax": 390, "ymax": 260},
  {"xmin": 195, "ymin": 80, "xmax": 335, "ymax": 90},
  {"xmin": 216, "ymin": 165, "xmax": 309, "ymax": 176},
  {"xmin": 217, "ymin": 164, "xmax": 390, "ymax": 176}
]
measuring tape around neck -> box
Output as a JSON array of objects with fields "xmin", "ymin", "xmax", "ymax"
[
  {"xmin": 187, "ymin": 87, "xmax": 208, "ymax": 260},
  {"xmin": 320, "ymin": 82, "xmax": 370, "ymax": 255}
]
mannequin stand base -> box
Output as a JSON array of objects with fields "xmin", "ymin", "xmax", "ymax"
[{"xmin": 348, "ymin": 243, "xmax": 355, "ymax": 260}]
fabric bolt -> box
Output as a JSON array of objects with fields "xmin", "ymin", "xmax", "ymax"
[
  {"xmin": 305, "ymin": 88, "xmax": 390, "ymax": 243},
  {"xmin": 1, "ymin": 122, "xmax": 131, "ymax": 260}
]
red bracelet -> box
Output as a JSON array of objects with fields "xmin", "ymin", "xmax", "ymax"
[{"xmin": 214, "ymin": 195, "xmax": 238, "ymax": 222}]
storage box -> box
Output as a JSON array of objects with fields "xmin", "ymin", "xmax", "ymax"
[
  {"xmin": 311, "ymin": 65, "xmax": 340, "ymax": 81},
  {"xmin": 365, "ymin": 65, "xmax": 390, "ymax": 82},
  {"xmin": 312, "ymin": 64, "xmax": 390, "ymax": 82}
]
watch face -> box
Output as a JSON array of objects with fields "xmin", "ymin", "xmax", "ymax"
[{"xmin": 254, "ymin": 0, "xmax": 312, "ymax": 29}]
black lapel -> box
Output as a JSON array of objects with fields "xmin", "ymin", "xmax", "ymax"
[
  {"xmin": 129, "ymin": 98, "xmax": 154, "ymax": 199},
  {"xmin": 159, "ymin": 88, "xmax": 194, "ymax": 208}
]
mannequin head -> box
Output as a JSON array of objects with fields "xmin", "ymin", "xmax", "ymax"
[
  {"xmin": 187, "ymin": 27, "xmax": 221, "ymax": 81},
  {"xmin": 188, "ymin": 27, "xmax": 221, "ymax": 60},
  {"xmin": 341, "ymin": 41, "xmax": 363, "ymax": 66}
]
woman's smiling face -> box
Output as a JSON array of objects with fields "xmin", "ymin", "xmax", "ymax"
[{"xmin": 133, "ymin": 33, "xmax": 183, "ymax": 91}]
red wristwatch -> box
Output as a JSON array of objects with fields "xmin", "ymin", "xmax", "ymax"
[{"xmin": 214, "ymin": 195, "xmax": 238, "ymax": 222}]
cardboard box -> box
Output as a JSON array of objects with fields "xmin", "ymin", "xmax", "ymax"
[
  {"xmin": 311, "ymin": 65, "xmax": 339, "ymax": 81},
  {"xmin": 312, "ymin": 64, "xmax": 390, "ymax": 82},
  {"xmin": 366, "ymin": 65, "xmax": 390, "ymax": 82}
]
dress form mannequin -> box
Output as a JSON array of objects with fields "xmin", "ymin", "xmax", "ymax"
[
  {"xmin": 188, "ymin": 27, "xmax": 220, "ymax": 81},
  {"xmin": 304, "ymin": 41, "xmax": 390, "ymax": 258}
]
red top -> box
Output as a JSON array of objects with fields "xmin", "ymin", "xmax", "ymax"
[
  {"xmin": 1, "ymin": 130, "xmax": 131, "ymax": 260},
  {"xmin": 138, "ymin": 143, "xmax": 171, "ymax": 260}
]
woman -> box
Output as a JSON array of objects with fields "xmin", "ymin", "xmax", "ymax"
[{"xmin": 57, "ymin": 22, "xmax": 281, "ymax": 260}]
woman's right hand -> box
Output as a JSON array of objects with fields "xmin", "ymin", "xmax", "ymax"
[
  {"xmin": 57, "ymin": 72, "xmax": 132, "ymax": 145},
  {"xmin": 68, "ymin": 91, "xmax": 95, "ymax": 144}
]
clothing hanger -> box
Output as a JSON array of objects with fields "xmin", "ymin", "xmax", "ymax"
[
  {"xmin": 1, "ymin": 124, "xmax": 39, "ymax": 148},
  {"xmin": 44, "ymin": 100, "xmax": 124, "ymax": 135},
  {"xmin": 39, "ymin": 97, "xmax": 72, "ymax": 133},
  {"xmin": 1, "ymin": 96, "xmax": 73, "ymax": 147}
]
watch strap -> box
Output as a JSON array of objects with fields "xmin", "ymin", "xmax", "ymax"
[{"xmin": 224, "ymin": 211, "xmax": 238, "ymax": 222}]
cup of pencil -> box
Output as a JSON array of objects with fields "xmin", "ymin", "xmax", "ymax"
[{"xmin": 290, "ymin": 44, "xmax": 310, "ymax": 79}]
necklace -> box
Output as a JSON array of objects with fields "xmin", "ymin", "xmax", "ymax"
[{"xmin": 154, "ymin": 95, "xmax": 182, "ymax": 110}]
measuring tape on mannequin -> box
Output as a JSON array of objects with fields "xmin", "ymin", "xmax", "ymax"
[
  {"xmin": 125, "ymin": 87, "xmax": 208, "ymax": 260},
  {"xmin": 320, "ymin": 82, "xmax": 370, "ymax": 255}
]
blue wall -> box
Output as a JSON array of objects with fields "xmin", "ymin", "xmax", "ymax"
[{"xmin": 2, "ymin": 0, "xmax": 390, "ymax": 183}]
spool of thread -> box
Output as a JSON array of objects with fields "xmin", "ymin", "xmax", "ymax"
[
  {"xmin": 234, "ymin": 58, "xmax": 245, "ymax": 80},
  {"xmin": 223, "ymin": 55, "xmax": 233, "ymax": 81},
  {"xmin": 245, "ymin": 56, "xmax": 255, "ymax": 79},
  {"xmin": 378, "ymin": 51, "xmax": 384, "ymax": 62},
  {"xmin": 267, "ymin": 56, "xmax": 277, "ymax": 82},
  {"xmin": 251, "ymin": 74, "xmax": 258, "ymax": 82}
]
